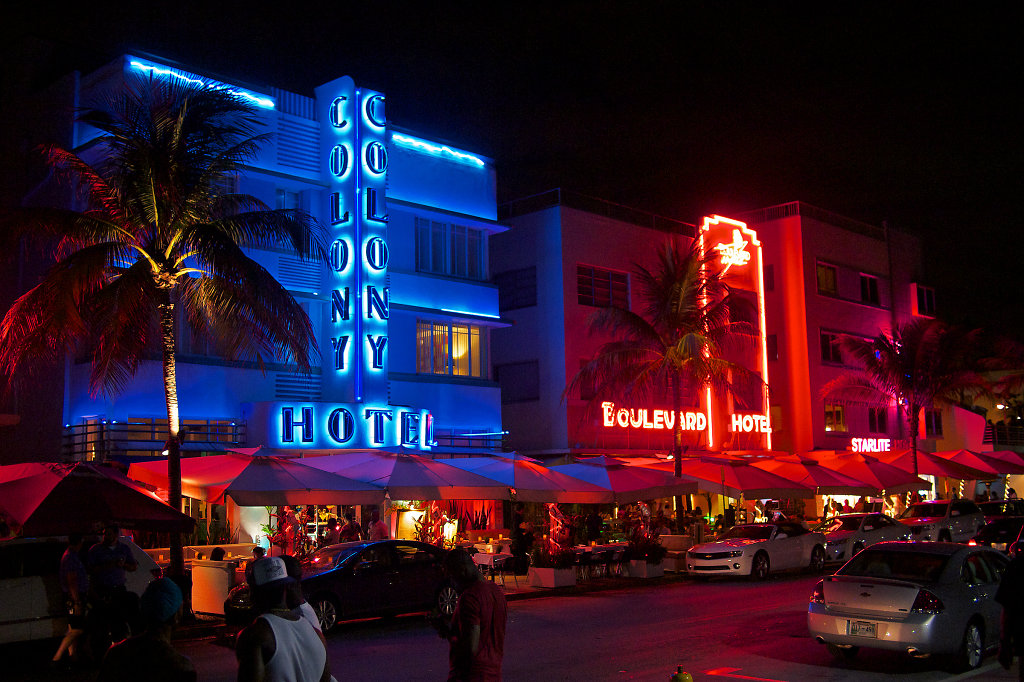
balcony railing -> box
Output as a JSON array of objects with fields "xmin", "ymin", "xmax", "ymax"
[
  {"xmin": 984, "ymin": 423, "xmax": 1024, "ymax": 448},
  {"xmin": 62, "ymin": 419, "xmax": 247, "ymax": 461}
]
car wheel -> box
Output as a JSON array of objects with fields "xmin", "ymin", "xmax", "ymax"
[
  {"xmin": 436, "ymin": 583, "xmax": 458, "ymax": 617},
  {"xmin": 750, "ymin": 552, "xmax": 770, "ymax": 580},
  {"xmin": 809, "ymin": 546, "xmax": 826, "ymax": 572},
  {"xmin": 826, "ymin": 643, "xmax": 859, "ymax": 660},
  {"xmin": 310, "ymin": 595, "xmax": 340, "ymax": 634},
  {"xmin": 952, "ymin": 621, "xmax": 984, "ymax": 671}
]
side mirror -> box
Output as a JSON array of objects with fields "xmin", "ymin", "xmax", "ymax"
[
  {"xmin": 951, "ymin": 510, "xmax": 961, "ymax": 517},
  {"xmin": 775, "ymin": 532, "xmax": 788, "ymax": 539}
]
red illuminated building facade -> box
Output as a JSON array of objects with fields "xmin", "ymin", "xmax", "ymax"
[{"xmin": 490, "ymin": 192, "xmax": 974, "ymax": 460}]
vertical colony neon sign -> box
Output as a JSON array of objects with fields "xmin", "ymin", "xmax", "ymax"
[
  {"xmin": 321, "ymin": 78, "xmax": 389, "ymax": 402},
  {"xmin": 698, "ymin": 215, "xmax": 772, "ymax": 449},
  {"xmin": 261, "ymin": 77, "xmax": 430, "ymax": 450}
]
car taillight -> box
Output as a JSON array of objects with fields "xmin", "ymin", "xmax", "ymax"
[
  {"xmin": 810, "ymin": 580, "xmax": 825, "ymax": 604},
  {"xmin": 968, "ymin": 539, "xmax": 977, "ymax": 546},
  {"xmin": 910, "ymin": 588, "xmax": 944, "ymax": 614}
]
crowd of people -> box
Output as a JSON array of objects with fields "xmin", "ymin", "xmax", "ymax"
[{"xmin": 269, "ymin": 506, "xmax": 391, "ymax": 557}]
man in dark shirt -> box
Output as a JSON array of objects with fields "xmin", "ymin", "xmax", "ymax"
[
  {"xmin": 98, "ymin": 578, "xmax": 196, "ymax": 682},
  {"xmin": 997, "ymin": 545, "xmax": 1024, "ymax": 679},
  {"xmin": 438, "ymin": 548, "xmax": 507, "ymax": 681}
]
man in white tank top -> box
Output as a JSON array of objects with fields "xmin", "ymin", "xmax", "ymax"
[{"xmin": 236, "ymin": 557, "xmax": 331, "ymax": 682}]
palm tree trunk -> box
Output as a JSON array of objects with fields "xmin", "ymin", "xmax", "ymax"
[
  {"xmin": 909, "ymin": 402, "xmax": 921, "ymax": 479},
  {"xmin": 158, "ymin": 294, "xmax": 184, "ymax": 577},
  {"xmin": 672, "ymin": 377, "xmax": 687, "ymax": 518}
]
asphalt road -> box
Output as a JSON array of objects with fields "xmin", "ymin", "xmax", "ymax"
[{"xmin": 10, "ymin": 571, "xmax": 1017, "ymax": 681}]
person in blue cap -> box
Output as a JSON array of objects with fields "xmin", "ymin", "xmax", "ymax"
[{"xmin": 97, "ymin": 577, "xmax": 196, "ymax": 681}]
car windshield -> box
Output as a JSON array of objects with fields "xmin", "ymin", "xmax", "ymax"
[
  {"xmin": 719, "ymin": 525, "xmax": 774, "ymax": 541},
  {"xmin": 901, "ymin": 501, "xmax": 949, "ymax": 519},
  {"xmin": 305, "ymin": 545, "xmax": 362, "ymax": 572},
  {"xmin": 840, "ymin": 548, "xmax": 950, "ymax": 582},
  {"xmin": 814, "ymin": 516, "xmax": 862, "ymax": 532}
]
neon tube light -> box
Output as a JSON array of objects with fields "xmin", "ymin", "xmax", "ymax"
[
  {"xmin": 391, "ymin": 133, "xmax": 485, "ymax": 167},
  {"xmin": 440, "ymin": 308, "xmax": 501, "ymax": 319},
  {"xmin": 129, "ymin": 60, "xmax": 275, "ymax": 109}
]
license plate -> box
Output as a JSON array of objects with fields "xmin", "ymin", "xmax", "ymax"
[
  {"xmin": 849, "ymin": 620, "xmax": 877, "ymax": 638},
  {"xmin": 994, "ymin": 542, "xmax": 1007, "ymax": 551}
]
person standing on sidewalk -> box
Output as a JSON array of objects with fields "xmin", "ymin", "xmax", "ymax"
[
  {"xmin": 97, "ymin": 578, "xmax": 196, "ymax": 682},
  {"xmin": 236, "ymin": 556, "xmax": 331, "ymax": 682},
  {"xmin": 997, "ymin": 543, "xmax": 1024, "ymax": 679},
  {"xmin": 52, "ymin": 533, "xmax": 88, "ymax": 667},
  {"xmin": 434, "ymin": 548, "xmax": 507, "ymax": 682}
]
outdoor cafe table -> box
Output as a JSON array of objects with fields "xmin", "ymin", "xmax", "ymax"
[{"xmin": 472, "ymin": 552, "xmax": 514, "ymax": 582}]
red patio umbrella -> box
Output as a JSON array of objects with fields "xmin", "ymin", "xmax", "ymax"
[
  {"xmin": 815, "ymin": 452, "xmax": 929, "ymax": 494},
  {"xmin": 443, "ymin": 454, "xmax": 613, "ymax": 503},
  {"xmin": 303, "ymin": 450, "xmax": 512, "ymax": 500},
  {"xmin": 879, "ymin": 449, "xmax": 998, "ymax": 481},
  {"xmin": 128, "ymin": 452, "xmax": 385, "ymax": 506},
  {"xmin": 752, "ymin": 455, "xmax": 877, "ymax": 496},
  {"xmin": 547, "ymin": 455, "xmax": 699, "ymax": 503},
  {"xmin": 642, "ymin": 454, "xmax": 815, "ymax": 499},
  {"xmin": 0, "ymin": 462, "xmax": 194, "ymax": 537},
  {"xmin": 934, "ymin": 449, "xmax": 1024, "ymax": 475},
  {"xmin": 983, "ymin": 450, "xmax": 1024, "ymax": 471}
]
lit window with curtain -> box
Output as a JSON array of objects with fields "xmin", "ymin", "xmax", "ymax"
[{"xmin": 416, "ymin": 321, "xmax": 487, "ymax": 378}]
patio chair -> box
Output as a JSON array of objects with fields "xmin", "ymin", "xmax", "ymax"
[
  {"xmin": 591, "ymin": 549, "xmax": 613, "ymax": 578},
  {"xmin": 574, "ymin": 550, "xmax": 593, "ymax": 581},
  {"xmin": 609, "ymin": 548, "xmax": 628, "ymax": 576},
  {"xmin": 493, "ymin": 555, "xmax": 517, "ymax": 588}
]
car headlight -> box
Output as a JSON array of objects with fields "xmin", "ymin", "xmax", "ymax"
[
  {"xmin": 727, "ymin": 550, "xmax": 743, "ymax": 558},
  {"xmin": 826, "ymin": 538, "xmax": 848, "ymax": 546}
]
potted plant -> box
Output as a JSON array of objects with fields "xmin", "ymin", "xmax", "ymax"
[
  {"xmin": 527, "ymin": 545, "xmax": 577, "ymax": 588},
  {"xmin": 625, "ymin": 533, "xmax": 667, "ymax": 578}
]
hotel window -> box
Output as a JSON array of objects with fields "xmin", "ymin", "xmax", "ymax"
[
  {"xmin": 276, "ymin": 189, "xmax": 303, "ymax": 210},
  {"xmin": 824, "ymin": 403, "xmax": 847, "ymax": 432},
  {"xmin": 868, "ymin": 407, "xmax": 887, "ymax": 433},
  {"xmin": 925, "ymin": 408, "xmax": 943, "ymax": 437},
  {"xmin": 415, "ymin": 218, "xmax": 485, "ymax": 280},
  {"xmin": 416, "ymin": 321, "xmax": 487, "ymax": 378},
  {"xmin": 860, "ymin": 274, "xmax": 880, "ymax": 305},
  {"xmin": 816, "ymin": 262, "xmax": 838, "ymax": 296},
  {"xmin": 577, "ymin": 265, "xmax": 628, "ymax": 308},
  {"xmin": 917, "ymin": 285, "xmax": 936, "ymax": 316},
  {"xmin": 494, "ymin": 267, "xmax": 537, "ymax": 311},
  {"xmin": 495, "ymin": 361, "xmax": 540, "ymax": 403},
  {"xmin": 766, "ymin": 334, "xmax": 779, "ymax": 361},
  {"xmin": 764, "ymin": 264, "xmax": 775, "ymax": 292},
  {"xmin": 820, "ymin": 331, "xmax": 843, "ymax": 364}
]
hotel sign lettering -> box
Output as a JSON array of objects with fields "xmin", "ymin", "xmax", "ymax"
[{"xmin": 600, "ymin": 401, "xmax": 771, "ymax": 434}]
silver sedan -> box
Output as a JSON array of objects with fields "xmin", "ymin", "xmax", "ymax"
[
  {"xmin": 814, "ymin": 512, "xmax": 911, "ymax": 563},
  {"xmin": 807, "ymin": 541, "xmax": 1008, "ymax": 671}
]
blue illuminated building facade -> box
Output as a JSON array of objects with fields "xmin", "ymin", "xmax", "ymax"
[{"xmin": 63, "ymin": 56, "xmax": 507, "ymax": 460}]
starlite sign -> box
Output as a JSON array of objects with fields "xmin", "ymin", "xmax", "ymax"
[{"xmin": 850, "ymin": 437, "xmax": 891, "ymax": 453}]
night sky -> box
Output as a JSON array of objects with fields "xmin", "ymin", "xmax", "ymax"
[{"xmin": 4, "ymin": 3, "xmax": 1021, "ymax": 336}]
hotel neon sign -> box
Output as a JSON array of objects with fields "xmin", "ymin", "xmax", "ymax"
[
  {"xmin": 850, "ymin": 437, "xmax": 891, "ymax": 453},
  {"xmin": 600, "ymin": 402, "xmax": 771, "ymax": 434}
]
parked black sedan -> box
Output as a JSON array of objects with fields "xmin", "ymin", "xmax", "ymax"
[
  {"xmin": 225, "ymin": 540, "xmax": 458, "ymax": 632},
  {"xmin": 969, "ymin": 517, "xmax": 1024, "ymax": 553}
]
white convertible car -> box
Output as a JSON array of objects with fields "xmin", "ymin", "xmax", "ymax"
[{"xmin": 686, "ymin": 521, "xmax": 827, "ymax": 580}]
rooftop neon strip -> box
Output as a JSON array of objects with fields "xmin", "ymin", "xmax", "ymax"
[
  {"xmin": 129, "ymin": 60, "xmax": 275, "ymax": 109},
  {"xmin": 391, "ymin": 133, "xmax": 485, "ymax": 167}
]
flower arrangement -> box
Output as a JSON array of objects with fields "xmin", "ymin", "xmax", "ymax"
[
  {"xmin": 626, "ymin": 530, "xmax": 668, "ymax": 564},
  {"xmin": 530, "ymin": 544, "xmax": 577, "ymax": 569}
]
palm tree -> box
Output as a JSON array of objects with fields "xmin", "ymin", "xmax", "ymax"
[
  {"xmin": 565, "ymin": 241, "xmax": 762, "ymax": 511},
  {"xmin": 0, "ymin": 80, "xmax": 326, "ymax": 576},
  {"xmin": 821, "ymin": 319, "xmax": 992, "ymax": 477}
]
